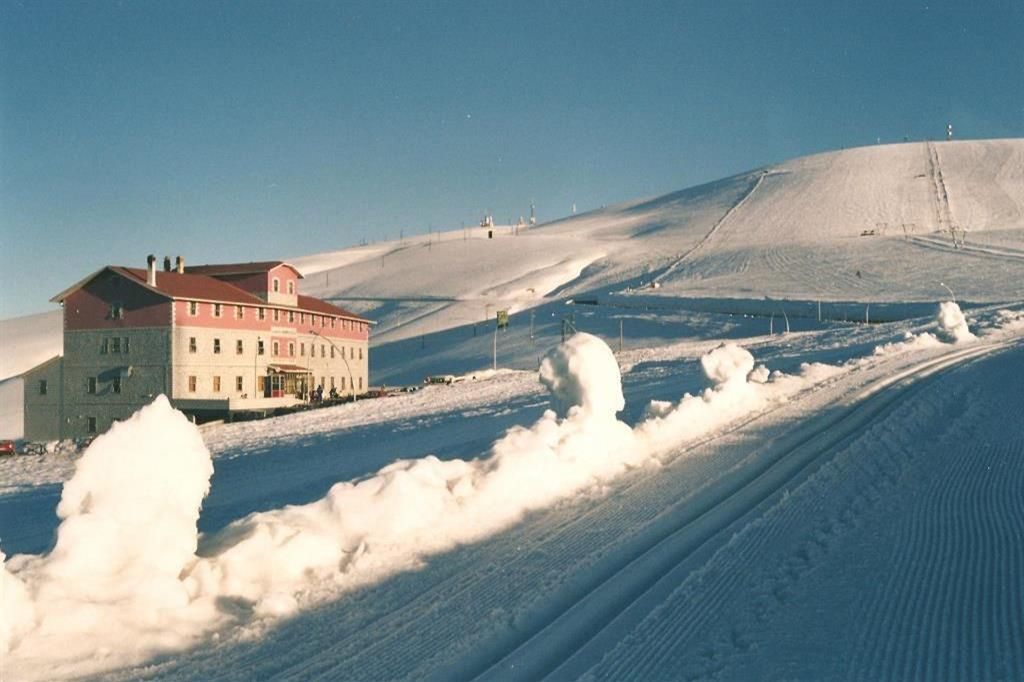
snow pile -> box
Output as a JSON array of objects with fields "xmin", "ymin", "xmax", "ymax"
[
  {"xmin": 935, "ymin": 301, "xmax": 975, "ymax": 342},
  {"xmin": 634, "ymin": 344, "xmax": 840, "ymax": 454},
  {"xmin": 700, "ymin": 343, "xmax": 756, "ymax": 388},
  {"xmin": 185, "ymin": 333, "xmax": 636, "ymax": 616},
  {"xmin": 539, "ymin": 331, "xmax": 624, "ymax": 418},
  {"xmin": 1, "ymin": 396, "xmax": 217, "ymax": 679},
  {"xmin": 0, "ymin": 335, "xmax": 843, "ymax": 679},
  {"xmin": 874, "ymin": 301, "xmax": 975, "ymax": 355}
]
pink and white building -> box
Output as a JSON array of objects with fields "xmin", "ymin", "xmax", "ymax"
[{"xmin": 24, "ymin": 256, "xmax": 369, "ymax": 440}]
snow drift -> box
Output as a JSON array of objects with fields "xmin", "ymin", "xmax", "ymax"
[{"xmin": 0, "ymin": 334, "xmax": 842, "ymax": 680}]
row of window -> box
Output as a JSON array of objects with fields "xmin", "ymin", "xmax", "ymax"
[
  {"xmin": 185, "ymin": 300, "xmax": 366, "ymax": 331},
  {"xmin": 187, "ymin": 337, "xmax": 363, "ymax": 360},
  {"xmin": 184, "ymin": 375, "xmax": 364, "ymax": 393}
]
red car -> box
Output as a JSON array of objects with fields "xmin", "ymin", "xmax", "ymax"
[{"xmin": 0, "ymin": 440, "xmax": 15, "ymax": 456}]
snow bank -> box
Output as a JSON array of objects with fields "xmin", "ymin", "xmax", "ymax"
[
  {"xmin": 0, "ymin": 396, "xmax": 217, "ymax": 679},
  {"xmin": 1, "ymin": 335, "xmax": 841, "ymax": 679}
]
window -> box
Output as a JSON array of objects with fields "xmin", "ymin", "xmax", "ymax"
[
  {"xmin": 288, "ymin": 310, "xmax": 295, "ymax": 323},
  {"xmin": 359, "ymin": 347, "xmax": 363, "ymax": 360},
  {"xmin": 358, "ymin": 377, "xmax": 363, "ymax": 390},
  {"xmin": 39, "ymin": 380, "xmax": 47, "ymax": 395},
  {"xmin": 213, "ymin": 338, "xmax": 221, "ymax": 354},
  {"xmin": 189, "ymin": 337, "xmax": 197, "ymax": 353},
  {"xmin": 213, "ymin": 376, "xmax": 221, "ymax": 392},
  {"xmin": 273, "ymin": 309, "xmax": 280, "ymax": 322},
  {"xmin": 236, "ymin": 376, "xmax": 243, "ymax": 391},
  {"xmin": 273, "ymin": 278, "xmax": 280, "ymax": 293},
  {"xmin": 300, "ymin": 313, "xmax": 305, "ymax": 324},
  {"xmin": 321, "ymin": 315, "xmax": 326, "ymax": 327},
  {"xmin": 111, "ymin": 337, "xmax": 121, "ymax": 353},
  {"xmin": 258, "ymin": 307, "xmax": 266, "ymax": 321},
  {"xmin": 100, "ymin": 338, "xmax": 109, "ymax": 354},
  {"xmin": 330, "ymin": 317, "xmax": 336, "ymax": 329},
  {"xmin": 341, "ymin": 376, "xmax": 346, "ymax": 390},
  {"xmin": 287, "ymin": 280, "xmax": 294, "ymax": 295},
  {"xmin": 321, "ymin": 344, "xmax": 326, "ymax": 358},
  {"xmin": 236, "ymin": 339, "xmax": 244, "ymax": 355},
  {"xmin": 109, "ymin": 302, "xmax": 124, "ymax": 319},
  {"xmin": 112, "ymin": 378, "xmax": 122, "ymax": 394},
  {"xmin": 188, "ymin": 376, "xmax": 197, "ymax": 392},
  {"xmin": 189, "ymin": 301, "xmax": 198, "ymax": 316},
  {"xmin": 330, "ymin": 346, "xmax": 335, "ymax": 359},
  {"xmin": 123, "ymin": 337, "xmax": 130, "ymax": 354},
  {"xmin": 235, "ymin": 305, "xmax": 244, "ymax": 320},
  {"xmin": 87, "ymin": 377, "xmax": 96, "ymax": 394},
  {"xmin": 288, "ymin": 342, "xmax": 295, "ymax": 357},
  {"xmin": 300, "ymin": 342, "xmax": 305, "ymax": 356},
  {"xmin": 330, "ymin": 376, "xmax": 335, "ymax": 389},
  {"xmin": 350, "ymin": 347, "xmax": 354, "ymax": 359},
  {"xmin": 257, "ymin": 340, "xmax": 265, "ymax": 355},
  {"xmin": 213, "ymin": 303, "xmax": 222, "ymax": 318},
  {"xmin": 272, "ymin": 341, "xmax": 279, "ymax": 356},
  {"xmin": 87, "ymin": 417, "xmax": 97, "ymax": 433}
]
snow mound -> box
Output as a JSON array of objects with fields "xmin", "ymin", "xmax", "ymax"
[
  {"xmin": 539, "ymin": 332, "xmax": 624, "ymax": 418},
  {"xmin": 935, "ymin": 301, "xmax": 975, "ymax": 343},
  {"xmin": 0, "ymin": 396, "xmax": 215, "ymax": 678},
  {"xmin": 700, "ymin": 343, "xmax": 756, "ymax": 388}
]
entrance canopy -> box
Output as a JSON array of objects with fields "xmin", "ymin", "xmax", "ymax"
[{"xmin": 267, "ymin": 364, "xmax": 312, "ymax": 374}]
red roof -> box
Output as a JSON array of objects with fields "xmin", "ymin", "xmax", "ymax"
[
  {"xmin": 115, "ymin": 267, "xmax": 266, "ymax": 305},
  {"xmin": 52, "ymin": 264, "xmax": 366, "ymax": 321},
  {"xmin": 298, "ymin": 294, "xmax": 363, "ymax": 320}
]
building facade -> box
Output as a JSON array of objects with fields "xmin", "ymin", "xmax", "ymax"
[{"xmin": 26, "ymin": 258, "xmax": 369, "ymax": 440}]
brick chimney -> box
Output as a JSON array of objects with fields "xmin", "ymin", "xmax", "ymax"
[{"xmin": 175, "ymin": 256, "xmax": 185, "ymax": 274}]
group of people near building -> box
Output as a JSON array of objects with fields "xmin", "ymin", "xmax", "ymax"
[{"xmin": 308, "ymin": 384, "xmax": 340, "ymax": 403}]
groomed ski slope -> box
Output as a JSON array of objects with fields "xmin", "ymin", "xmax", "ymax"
[{"xmin": 289, "ymin": 138, "xmax": 1024, "ymax": 343}]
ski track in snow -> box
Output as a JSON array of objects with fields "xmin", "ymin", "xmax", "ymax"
[{"xmin": 578, "ymin": 342, "xmax": 1024, "ymax": 682}]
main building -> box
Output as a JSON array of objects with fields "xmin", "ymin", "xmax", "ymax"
[{"xmin": 24, "ymin": 256, "xmax": 369, "ymax": 440}]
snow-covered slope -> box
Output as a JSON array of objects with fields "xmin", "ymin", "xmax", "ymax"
[
  {"xmin": 291, "ymin": 139, "xmax": 1024, "ymax": 344},
  {"xmin": 0, "ymin": 311, "xmax": 62, "ymax": 382}
]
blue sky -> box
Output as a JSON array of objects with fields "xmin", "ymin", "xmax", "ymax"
[{"xmin": 1, "ymin": 0, "xmax": 1022, "ymax": 318}]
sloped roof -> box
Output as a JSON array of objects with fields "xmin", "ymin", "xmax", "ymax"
[
  {"xmin": 298, "ymin": 294, "xmax": 365, "ymax": 320},
  {"xmin": 115, "ymin": 267, "xmax": 266, "ymax": 305},
  {"xmin": 185, "ymin": 261, "xmax": 303, "ymax": 278},
  {"xmin": 51, "ymin": 264, "xmax": 367, "ymax": 320}
]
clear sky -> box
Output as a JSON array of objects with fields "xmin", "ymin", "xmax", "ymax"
[{"xmin": 1, "ymin": 0, "xmax": 1022, "ymax": 318}]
